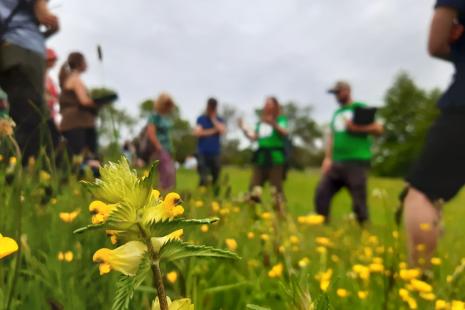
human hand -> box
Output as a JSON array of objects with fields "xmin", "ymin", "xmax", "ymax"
[
  {"xmin": 36, "ymin": 11, "xmax": 60, "ymax": 32},
  {"xmin": 321, "ymin": 157, "xmax": 332, "ymax": 175}
]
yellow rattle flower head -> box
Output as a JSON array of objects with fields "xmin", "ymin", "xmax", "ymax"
[{"xmin": 89, "ymin": 200, "xmax": 117, "ymax": 224}]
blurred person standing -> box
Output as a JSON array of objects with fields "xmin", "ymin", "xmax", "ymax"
[
  {"xmin": 239, "ymin": 97, "xmax": 289, "ymax": 217},
  {"xmin": 193, "ymin": 98, "xmax": 226, "ymax": 190},
  {"xmin": 402, "ymin": 1, "xmax": 465, "ymax": 268},
  {"xmin": 0, "ymin": 0, "xmax": 60, "ymax": 162},
  {"xmin": 314, "ymin": 81, "xmax": 383, "ymax": 225},
  {"xmin": 45, "ymin": 48, "xmax": 60, "ymax": 126},
  {"xmin": 146, "ymin": 93, "xmax": 177, "ymax": 191},
  {"xmin": 58, "ymin": 52, "xmax": 98, "ymax": 158}
]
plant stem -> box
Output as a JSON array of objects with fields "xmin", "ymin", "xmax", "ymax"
[{"xmin": 137, "ymin": 224, "xmax": 168, "ymax": 310}]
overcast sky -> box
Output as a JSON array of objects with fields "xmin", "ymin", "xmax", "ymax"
[{"xmin": 48, "ymin": 0, "xmax": 454, "ymax": 137}]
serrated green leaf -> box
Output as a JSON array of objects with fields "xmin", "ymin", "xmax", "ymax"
[
  {"xmin": 149, "ymin": 218, "xmax": 219, "ymax": 237},
  {"xmin": 73, "ymin": 223, "xmax": 105, "ymax": 234},
  {"xmin": 160, "ymin": 240, "xmax": 240, "ymax": 262},
  {"xmin": 112, "ymin": 253, "xmax": 151, "ymax": 310}
]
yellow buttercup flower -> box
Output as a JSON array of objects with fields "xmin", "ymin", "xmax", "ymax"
[
  {"xmin": 261, "ymin": 212, "xmax": 272, "ymax": 220},
  {"xmin": 39, "ymin": 170, "xmax": 51, "ymax": 183},
  {"xmin": 93, "ymin": 241, "xmax": 147, "ymax": 276},
  {"xmin": 247, "ymin": 232, "xmax": 255, "ymax": 239},
  {"xmin": 9, "ymin": 156, "xmax": 16, "ymax": 166},
  {"xmin": 337, "ymin": 289, "xmax": 349, "ymax": 298},
  {"xmin": 298, "ymin": 257, "xmax": 310, "ymax": 268},
  {"xmin": 297, "ymin": 214, "xmax": 325, "ymax": 225},
  {"xmin": 225, "ymin": 238, "xmax": 238, "ymax": 252},
  {"xmin": 289, "ymin": 235, "xmax": 300, "ymax": 245},
  {"xmin": 200, "ymin": 225, "xmax": 209, "ymax": 233},
  {"xmin": 451, "ymin": 301, "xmax": 465, "ymax": 310},
  {"xmin": 194, "ymin": 200, "xmax": 204, "ymax": 208},
  {"xmin": 410, "ymin": 279, "xmax": 433, "ymax": 294},
  {"xmin": 315, "ymin": 237, "xmax": 332, "ymax": 247},
  {"xmin": 166, "ymin": 271, "xmax": 178, "ymax": 284},
  {"xmin": 431, "ymin": 257, "xmax": 442, "ymax": 266},
  {"xmin": 89, "ymin": 200, "xmax": 117, "ymax": 224},
  {"xmin": 0, "ymin": 233, "xmax": 19, "ymax": 260},
  {"xmin": 316, "ymin": 269, "xmax": 333, "ymax": 292},
  {"xmin": 58, "ymin": 251, "xmax": 74, "ymax": 262},
  {"xmin": 399, "ymin": 269, "xmax": 421, "ymax": 281},
  {"xmin": 435, "ymin": 300, "xmax": 449, "ymax": 310},
  {"xmin": 420, "ymin": 292, "xmax": 436, "ymax": 301},
  {"xmin": 268, "ymin": 263, "xmax": 283, "ymax": 278},
  {"xmin": 211, "ymin": 201, "xmax": 220, "ymax": 213},
  {"xmin": 353, "ymin": 264, "xmax": 370, "ymax": 280},
  {"xmin": 59, "ymin": 209, "xmax": 81, "ymax": 223},
  {"xmin": 358, "ymin": 291, "xmax": 368, "ymax": 300},
  {"xmin": 369, "ymin": 263, "xmax": 384, "ymax": 273}
]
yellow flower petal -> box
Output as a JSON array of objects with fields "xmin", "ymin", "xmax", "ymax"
[{"xmin": 0, "ymin": 234, "xmax": 19, "ymax": 260}]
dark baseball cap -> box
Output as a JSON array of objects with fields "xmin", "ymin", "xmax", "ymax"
[{"xmin": 327, "ymin": 80, "xmax": 351, "ymax": 94}]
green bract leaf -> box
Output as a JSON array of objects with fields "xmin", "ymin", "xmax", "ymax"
[
  {"xmin": 106, "ymin": 203, "xmax": 138, "ymax": 231},
  {"xmin": 159, "ymin": 240, "xmax": 240, "ymax": 262},
  {"xmin": 149, "ymin": 218, "xmax": 219, "ymax": 237},
  {"xmin": 112, "ymin": 253, "xmax": 150, "ymax": 310},
  {"xmin": 81, "ymin": 157, "xmax": 154, "ymax": 210}
]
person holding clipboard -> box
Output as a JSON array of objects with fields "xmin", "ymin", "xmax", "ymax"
[{"xmin": 315, "ymin": 81, "xmax": 383, "ymax": 225}]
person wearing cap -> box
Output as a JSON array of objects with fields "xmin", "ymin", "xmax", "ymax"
[
  {"xmin": 0, "ymin": 0, "xmax": 60, "ymax": 162},
  {"xmin": 45, "ymin": 48, "xmax": 60, "ymax": 126},
  {"xmin": 401, "ymin": 1, "xmax": 465, "ymax": 269},
  {"xmin": 314, "ymin": 81, "xmax": 383, "ymax": 225}
]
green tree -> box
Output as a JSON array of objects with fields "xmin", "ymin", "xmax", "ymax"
[{"xmin": 372, "ymin": 72, "xmax": 440, "ymax": 177}]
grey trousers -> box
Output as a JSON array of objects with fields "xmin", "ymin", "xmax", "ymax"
[{"xmin": 315, "ymin": 162, "xmax": 369, "ymax": 223}]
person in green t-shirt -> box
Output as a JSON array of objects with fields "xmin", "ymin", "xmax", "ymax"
[
  {"xmin": 315, "ymin": 81, "xmax": 383, "ymax": 224},
  {"xmin": 239, "ymin": 97, "xmax": 289, "ymax": 217}
]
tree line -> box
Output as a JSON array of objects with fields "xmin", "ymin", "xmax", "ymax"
[{"xmin": 94, "ymin": 71, "xmax": 441, "ymax": 178}]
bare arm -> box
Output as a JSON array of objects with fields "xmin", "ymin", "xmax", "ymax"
[
  {"xmin": 147, "ymin": 124, "xmax": 162, "ymax": 151},
  {"xmin": 238, "ymin": 118, "xmax": 257, "ymax": 141},
  {"xmin": 321, "ymin": 134, "xmax": 333, "ymax": 174},
  {"xmin": 212, "ymin": 117, "xmax": 226, "ymax": 135},
  {"xmin": 346, "ymin": 121, "xmax": 384, "ymax": 136},
  {"xmin": 71, "ymin": 77, "xmax": 94, "ymax": 107},
  {"xmin": 193, "ymin": 125, "xmax": 218, "ymax": 137},
  {"xmin": 428, "ymin": 6, "xmax": 461, "ymax": 61},
  {"xmin": 34, "ymin": 0, "xmax": 59, "ymax": 31},
  {"xmin": 271, "ymin": 121, "xmax": 289, "ymax": 137}
]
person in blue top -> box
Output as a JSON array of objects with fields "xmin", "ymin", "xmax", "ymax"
[
  {"xmin": 0, "ymin": 0, "xmax": 60, "ymax": 163},
  {"xmin": 193, "ymin": 98, "xmax": 226, "ymax": 189},
  {"xmin": 402, "ymin": 0, "xmax": 465, "ymax": 269}
]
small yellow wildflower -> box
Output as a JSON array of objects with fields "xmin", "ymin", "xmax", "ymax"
[
  {"xmin": 407, "ymin": 297, "xmax": 418, "ymax": 309},
  {"xmin": 410, "ymin": 279, "xmax": 433, "ymax": 294},
  {"xmin": 419, "ymin": 223, "xmax": 432, "ymax": 231},
  {"xmin": 260, "ymin": 234, "xmax": 270, "ymax": 241},
  {"xmin": 399, "ymin": 288, "xmax": 410, "ymax": 301},
  {"xmin": 297, "ymin": 214, "xmax": 325, "ymax": 225},
  {"xmin": 316, "ymin": 246, "xmax": 327, "ymax": 254},
  {"xmin": 58, "ymin": 251, "xmax": 74, "ymax": 262},
  {"xmin": 451, "ymin": 301, "xmax": 465, "ymax": 310},
  {"xmin": 194, "ymin": 200, "xmax": 204, "ymax": 208},
  {"xmin": 247, "ymin": 232, "xmax": 255, "ymax": 239},
  {"xmin": 315, "ymin": 237, "xmax": 332, "ymax": 247},
  {"xmin": 435, "ymin": 300, "xmax": 449, "ymax": 310},
  {"xmin": 268, "ymin": 263, "xmax": 283, "ymax": 278},
  {"xmin": 399, "ymin": 269, "xmax": 421, "ymax": 281},
  {"xmin": 211, "ymin": 201, "xmax": 220, "ymax": 213},
  {"xmin": 420, "ymin": 292, "xmax": 436, "ymax": 301},
  {"xmin": 0, "ymin": 234, "xmax": 19, "ymax": 260},
  {"xmin": 298, "ymin": 257, "xmax": 310, "ymax": 268},
  {"xmin": 225, "ymin": 238, "xmax": 238, "ymax": 251},
  {"xmin": 369, "ymin": 263, "xmax": 384, "ymax": 273},
  {"xmin": 392, "ymin": 230, "xmax": 399, "ymax": 239},
  {"xmin": 166, "ymin": 271, "xmax": 178, "ymax": 284},
  {"xmin": 59, "ymin": 209, "xmax": 81, "ymax": 223},
  {"xmin": 9, "ymin": 156, "xmax": 16, "ymax": 166},
  {"xmin": 200, "ymin": 225, "xmax": 209, "ymax": 233},
  {"xmin": 416, "ymin": 244, "xmax": 426, "ymax": 252},
  {"xmin": 353, "ymin": 264, "xmax": 370, "ymax": 280},
  {"xmin": 431, "ymin": 257, "xmax": 442, "ymax": 266},
  {"xmin": 358, "ymin": 291, "xmax": 368, "ymax": 300},
  {"xmin": 337, "ymin": 289, "xmax": 349, "ymax": 298},
  {"xmin": 289, "ymin": 235, "xmax": 299, "ymax": 245}
]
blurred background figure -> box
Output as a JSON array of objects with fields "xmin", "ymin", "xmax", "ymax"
[
  {"xmin": 239, "ymin": 97, "xmax": 289, "ymax": 217},
  {"xmin": 145, "ymin": 93, "xmax": 176, "ymax": 191},
  {"xmin": 183, "ymin": 154, "xmax": 198, "ymax": 170},
  {"xmin": 58, "ymin": 52, "xmax": 98, "ymax": 159},
  {"xmin": 45, "ymin": 48, "xmax": 61, "ymax": 127},
  {"xmin": 193, "ymin": 97, "xmax": 226, "ymax": 192},
  {"xmin": 0, "ymin": 0, "xmax": 60, "ymax": 163}
]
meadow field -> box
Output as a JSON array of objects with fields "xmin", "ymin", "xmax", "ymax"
[{"xmin": 1, "ymin": 162, "xmax": 465, "ymax": 310}]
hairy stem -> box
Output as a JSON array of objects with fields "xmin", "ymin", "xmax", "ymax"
[{"xmin": 137, "ymin": 224, "xmax": 168, "ymax": 310}]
